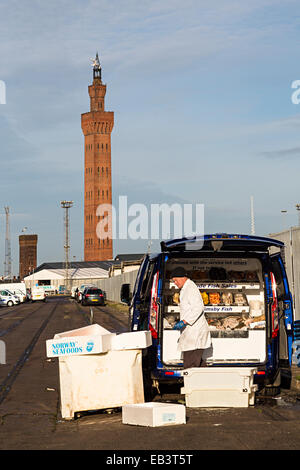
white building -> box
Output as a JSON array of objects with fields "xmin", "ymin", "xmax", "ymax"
[{"xmin": 24, "ymin": 261, "xmax": 114, "ymax": 291}]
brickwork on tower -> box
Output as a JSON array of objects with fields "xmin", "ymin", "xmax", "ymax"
[
  {"xmin": 81, "ymin": 54, "xmax": 114, "ymax": 261},
  {"xmin": 19, "ymin": 234, "xmax": 38, "ymax": 280}
]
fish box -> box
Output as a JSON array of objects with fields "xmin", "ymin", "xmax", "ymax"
[
  {"xmin": 182, "ymin": 387, "xmax": 257, "ymax": 408},
  {"xmin": 59, "ymin": 350, "xmax": 145, "ymax": 419},
  {"xmin": 181, "ymin": 367, "xmax": 257, "ymax": 408},
  {"xmin": 122, "ymin": 402, "xmax": 186, "ymax": 427},
  {"xmin": 111, "ymin": 331, "xmax": 152, "ymax": 351},
  {"xmin": 46, "ymin": 324, "xmax": 116, "ymax": 358}
]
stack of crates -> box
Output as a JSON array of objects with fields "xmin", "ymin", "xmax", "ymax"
[
  {"xmin": 292, "ymin": 320, "xmax": 300, "ymax": 367},
  {"xmin": 181, "ymin": 367, "xmax": 258, "ymax": 408}
]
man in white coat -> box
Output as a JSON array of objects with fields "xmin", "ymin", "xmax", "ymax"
[{"xmin": 171, "ymin": 266, "xmax": 211, "ymax": 369}]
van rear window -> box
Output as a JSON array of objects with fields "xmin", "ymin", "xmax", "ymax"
[{"xmin": 87, "ymin": 289, "xmax": 102, "ymax": 294}]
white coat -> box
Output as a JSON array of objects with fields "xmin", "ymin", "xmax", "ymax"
[{"xmin": 178, "ymin": 278, "xmax": 211, "ymax": 352}]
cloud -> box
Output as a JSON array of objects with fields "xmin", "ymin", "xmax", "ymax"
[{"xmin": 261, "ymin": 146, "xmax": 300, "ymax": 159}]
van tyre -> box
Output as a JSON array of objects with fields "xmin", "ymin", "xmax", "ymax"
[{"xmin": 7, "ymin": 300, "xmax": 13, "ymax": 307}]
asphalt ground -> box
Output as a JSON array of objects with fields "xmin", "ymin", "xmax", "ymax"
[{"xmin": 0, "ymin": 296, "xmax": 299, "ymax": 456}]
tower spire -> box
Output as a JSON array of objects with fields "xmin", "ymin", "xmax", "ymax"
[{"xmin": 91, "ymin": 52, "xmax": 101, "ymax": 81}]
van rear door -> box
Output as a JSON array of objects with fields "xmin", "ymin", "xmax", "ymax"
[
  {"xmin": 270, "ymin": 252, "xmax": 294, "ymax": 365},
  {"xmin": 130, "ymin": 254, "xmax": 150, "ymax": 330}
]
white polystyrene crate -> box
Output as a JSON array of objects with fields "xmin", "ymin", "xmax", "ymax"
[
  {"xmin": 54, "ymin": 324, "xmax": 112, "ymax": 338},
  {"xmin": 46, "ymin": 324, "xmax": 116, "ymax": 357},
  {"xmin": 59, "ymin": 350, "xmax": 145, "ymax": 419},
  {"xmin": 181, "ymin": 367, "xmax": 257, "ymax": 392},
  {"xmin": 182, "ymin": 386, "xmax": 257, "ymax": 408},
  {"xmin": 122, "ymin": 402, "xmax": 186, "ymax": 427},
  {"xmin": 162, "ymin": 330, "xmax": 181, "ymax": 363},
  {"xmin": 111, "ymin": 331, "xmax": 152, "ymax": 351}
]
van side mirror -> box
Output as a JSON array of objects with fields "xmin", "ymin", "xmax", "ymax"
[{"xmin": 120, "ymin": 283, "xmax": 131, "ymax": 305}]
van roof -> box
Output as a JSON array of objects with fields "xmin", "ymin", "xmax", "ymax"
[{"xmin": 160, "ymin": 233, "xmax": 284, "ymax": 252}]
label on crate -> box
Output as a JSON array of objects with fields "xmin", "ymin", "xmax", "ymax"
[{"xmin": 49, "ymin": 339, "xmax": 85, "ymax": 356}]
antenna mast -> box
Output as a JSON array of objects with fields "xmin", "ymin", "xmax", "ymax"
[
  {"xmin": 60, "ymin": 200, "xmax": 73, "ymax": 293},
  {"xmin": 250, "ymin": 196, "xmax": 255, "ymax": 235},
  {"xmin": 4, "ymin": 206, "xmax": 12, "ymax": 280}
]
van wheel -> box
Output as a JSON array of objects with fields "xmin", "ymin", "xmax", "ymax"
[{"xmin": 7, "ymin": 300, "xmax": 13, "ymax": 307}]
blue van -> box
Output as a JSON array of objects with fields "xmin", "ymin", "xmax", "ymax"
[{"xmin": 125, "ymin": 234, "xmax": 294, "ymax": 397}]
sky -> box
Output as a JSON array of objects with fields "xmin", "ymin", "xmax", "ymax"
[{"xmin": 1, "ymin": 0, "xmax": 300, "ymax": 274}]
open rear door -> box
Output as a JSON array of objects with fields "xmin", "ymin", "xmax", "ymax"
[
  {"xmin": 130, "ymin": 254, "xmax": 150, "ymax": 330},
  {"xmin": 270, "ymin": 252, "xmax": 294, "ymax": 366}
]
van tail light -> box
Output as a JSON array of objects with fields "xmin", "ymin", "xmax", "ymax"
[
  {"xmin": 270, "ymin": 272, "xmax": 279, "ymax": 338},
  {"xmin": 149, "ymin": 272, "xmax": 159, "ymax": 339}
]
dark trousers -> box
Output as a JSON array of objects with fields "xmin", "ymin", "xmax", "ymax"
[{"xmin": 183, "ymin": 349, "xmax": 207, "ymax": 369}]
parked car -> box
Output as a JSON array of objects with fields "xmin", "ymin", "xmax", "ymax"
[
  {"xmin": 0, "ymin": 289, "xmax": 20, "ymax": 307},
  {"xmin": 0, "ymin": 283, "xmax": 26, "ymax": 300},
  {"xmin": 123, "ymin": 233, "xmax": 294, "ymax": 398},
  {"xmin": 77, "ymin": 284, "xmax": 96, "ymax": 302},
  {"xmin": 30, "ymin": 287, "xmax": 46, "ymax": 302},
  {"xmin": 81, "ymin": 287, "xmax": 105, "ymax": 306}
]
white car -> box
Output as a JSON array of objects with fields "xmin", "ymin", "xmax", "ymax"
[
  {"xmin": 31, "ymin": 288, "xmax": 46, "ymax": 302},
  {"xmin": 0, "ymin": 289, "xmax": 20, "ymax": 307}
]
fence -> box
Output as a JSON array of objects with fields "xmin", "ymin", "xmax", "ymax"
[{"xmin": 92, "ymin": 270, "xmax": 138, "ymax": 303}]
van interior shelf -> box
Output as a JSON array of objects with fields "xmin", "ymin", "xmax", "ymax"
[
  {"xmin": 165, "ymin": 281, "xmax": 261, "ymax": 290},
  {"xmin": 165, "ymin": 305, "xmax": 250, "ymax": 314}
]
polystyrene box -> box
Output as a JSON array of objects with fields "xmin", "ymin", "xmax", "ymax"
[
  {"xmin": 59, "ymin": 349, "xmax": 145, "ymax": 419},
  {"xmin": 181, "ymin": 367, "xmax": 257, "ymax": 391},
  {"xmin": 181, "ymin": 367, "xmax": 257, "ymax": 408},
  {"xmin": 183, "ymin": 387, "xmax": 257, "ymax": 408},
  {"xmin": 111, "ymin": 331, "xmax": 152, "ymax": 351},
  {"xmin": 46, "ymin": 324, "xmax": 116, "ymax": 358},
  {"xmin": 162, "ymin": 330, "xmax": 181, "ymax": 363},
  {"xmin": 122, "ymin": 402, "xmax": 186, "ymax": 427}
]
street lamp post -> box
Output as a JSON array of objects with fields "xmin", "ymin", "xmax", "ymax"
[{"xmin": 60, "ymin": 200, "xmax": 73, "ymax": 294}]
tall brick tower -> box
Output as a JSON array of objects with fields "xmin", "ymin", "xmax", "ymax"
[
  {"xmin": 81, "ymin": 53, "xmax": 114, "ymax": 261},
  {"xmin": 19, "ymin": 234, "xmax": 38, "ymax": 280}
]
